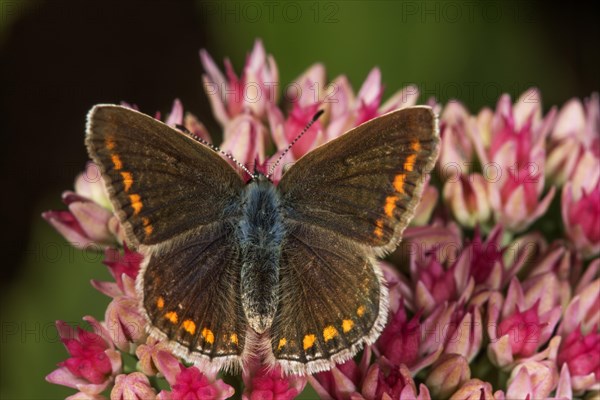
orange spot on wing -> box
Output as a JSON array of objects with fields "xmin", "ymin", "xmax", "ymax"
[
  {"xmin": 142, "ymin": 217, "xmax": 153, "ymax": 236},
  {"xmin": 374, "ymin": 219, "xmax": 384, "ymax": 239},
  {"xmin": 404, "ymin": 154, "xmax": 417, "ymax": 172},
  {"xmin": 182, "ymin": 320, "xmax": 196, "ymax": 335},
  {"xmin": 303, "ymin": 334, "xmax": 316, "ymax": 350},
  {"xmin": 277, "ymin": 338, "xmax": 287, "ymax": 350},
  {"xmin": 323, "ymin": 326, "xmax": 338, "ymax": 342},
  {"xmin": 230, "ymin": 334, "xmax": 239, "ymax": 345},
  {"xmin": 202, "ymin": 328, "xmax": 214, "ymax": 344},
  {"xmin": 105, "ymin": 137, "xmax": 116, "ymax": 150},
  {"xmin": 111, "ymin": 154, "xmax": 123, "ymax": 170},
  {"xmin": 156, "ymin": 296, "xmax": 164, "ymax": 310},
  {"xmin": 393, "ymin": 174, "xmax": 406, "ymax": 194},
  {"xmin": 357, "ymin": 305, "xmax": 366, "ymax": 317},
  {"xmin": 165, "ymin": 311, "xmax": 178, "ymax": 324},
  {"xmin": 384, "ymin": 196, "xmax": 397, "ymax": 217},
  {"xmin": 410, "ymin": 139, "xmax": 421, "ymax": 152},
  {"xmin": 342, "ymin": 319, "xmax": 354, "ymax": 333},
  {"xmin": 120, "ymin": 171, "xmax": 133, "ymax": 192},
  {"xmin": 129, "ymin": 194, "xmax": 142, "ymax": 215}
]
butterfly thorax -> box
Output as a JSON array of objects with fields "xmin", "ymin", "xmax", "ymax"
[{"xmin": 237, "ymin": 174, "xmax": 285, "ymax": 334}]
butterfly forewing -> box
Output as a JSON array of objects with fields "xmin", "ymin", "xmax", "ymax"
[
  {"xmin": 278, "ymin": 106, "xmax": 439, "ymax": 251},
  {"xmin": 85, "ymin": 105, "xmax": 245, "ymax": 248}
]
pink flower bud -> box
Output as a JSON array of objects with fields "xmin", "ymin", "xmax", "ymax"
[
  {"xmin": 488, "ymin": 284, "xmax": 562, "ymax": 368},
  {"xmin": 361, "ymin": 361, "xmax": 431, "ymax": 400},
  {"xmin": 413, "ymin": 253, "xmax": 457, "ymax": 314},
  {"xmin": 411, "ymin": 179, "xmax": 439, "ymax": 226},
  {"xmin": 505, "ymin": 360, "xmax": 558, "ymax": 399},
  {"xmin": 448, "ymin": 379, "xmax": 495, "ymax": 400},
  {"xmin": 557, "ymin": 326, "xmax": 600, "ymax": 393},
  {"xmin": 169, "ymin": 364, "xmax": 234, "ymax": 400},
  {"xmin": 425, "ymin": 354, "xmax": 471, "ymax": 399},
  {"xmin": 135, "ymin": 337, "xmax": 178, "ymax": 377},
  {"xmin": 481, "ymin": 89, "xmax": 557, "ymax": 232},
  {"xmin": 562, "ymin": 179, "xmax": 600, "ymax": 258},
  {"xmin": 46, "ymin": 317, "xmax": 121, "ymax": 396},
  {"xmin": 111, "ymin": 372, "xmax": 156, "ymax": 400},
  {"xmin": 560, "ymin": 278, "xmax": 600, "ymax": 336},
  {"xmin": 243, "ymin": 359, "xmax": 306, "ymax": 400},
  {"xmin": 547, "ymin": 94, "xmax": 600, "ymax": 186},
  {"xmin": 438, "ymin": 101, "xmax": 474, "ymax": 174},
  {"xmin": 443, "ymin": 174, "xmax": 491, "ymax": 228},
  {"xmin": 200, "ymin": 39, "xmax": 278, "ymax": 124},
  {"xmin": 102, "ymin": 246, "xmax": 143, "ymax": 292},
  {"xmin": 43, "ymin": 191, "xmax": 117, "ymax": 250},
  {"xmin": 104, "ymin": 294, "xmax": 146, "ymax": 352},
  {"xmin": 376, "ymin": 304, "xmax": 422, "ymax": 369},
  {"xmin": 497, "ymin": 300, "xmax": 545, "ymax": 357},
  {"xmin": 221, "ymin": 114, "xmax": 268, "ymax": 172}
]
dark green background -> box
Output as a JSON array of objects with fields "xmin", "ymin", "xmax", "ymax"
[{"xmin": 1, "ymin": 0, "xmax": 598, "ymax": 398}]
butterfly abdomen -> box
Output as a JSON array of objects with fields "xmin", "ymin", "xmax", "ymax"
[{"xmin": 238, "ymin": 175, "xmax": 285, "ymax": 334}]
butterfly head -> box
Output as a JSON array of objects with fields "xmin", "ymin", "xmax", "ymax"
[{"xmin": 248, "ymin": 170, "xmax": 272, "ymax": 185}]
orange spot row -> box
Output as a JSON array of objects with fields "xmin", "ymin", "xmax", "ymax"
[{"xmin": 277, "ymin": 318, "xmax": 361, "ymax": 354}]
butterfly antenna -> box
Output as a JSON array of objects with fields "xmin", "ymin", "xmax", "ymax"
[
  {"xmin": 266, "ymin": 109, "xmax": 324, "ymax": 179},
  {"xmin": 176, "ymin": 124, "xmax": 255, "ymax": 179}
]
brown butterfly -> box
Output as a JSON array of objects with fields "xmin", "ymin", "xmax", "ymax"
[{"xmin": 85, "ymin": 105, "xmax": 439, "ymax": 374}]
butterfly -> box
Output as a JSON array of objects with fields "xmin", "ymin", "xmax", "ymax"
[{"xmin": 85, "ymin": 104, "xmax": 439, "ymax": 375}]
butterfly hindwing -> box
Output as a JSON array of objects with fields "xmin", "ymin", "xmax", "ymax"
[
  {"xmin": 141, "ymin": 224, "xmax": 247, "ymax": 370},
  {"xmin": 278, "ymin": 106, "xmax": 439, "ymax": 251},
  {"xmin": 85, "ymin": 104, "xmax": 245, "ymax": 248},
  {"xmin": 269, "ymin": 222, "xmax": 386, "ymax": 374}
]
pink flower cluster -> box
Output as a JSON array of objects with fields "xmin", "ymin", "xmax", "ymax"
[{"xmin": 45, "ymin": 40, "xmax": 599, "ymax": 399}]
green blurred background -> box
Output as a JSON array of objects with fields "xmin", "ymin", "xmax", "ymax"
[{"xmin": 1, "ymin": 0, "xmax": 598, "ymax": 398}]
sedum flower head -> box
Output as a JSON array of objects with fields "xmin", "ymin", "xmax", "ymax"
[
  {"xmin": 46, "ymin": 317, "xmax": 122, "ymax": 397},
  {"xmin": 168, "ymin": 364, "xmax": 234, "ymax": 400}
]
